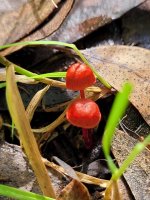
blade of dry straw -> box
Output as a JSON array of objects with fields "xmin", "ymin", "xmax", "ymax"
[
  {"xmin": 6, "ymin": 64, "xmax": 56, "ymax": 198},
  {"xmin": 43, "ymin": 158, "xmax": 109, "ymax": 188},
  {"xmin": 26, "ymin": 85, "xmax": 50, "ymax": 122},
  {"xmin": 104, "ymin": 180, "xmax": 122, "ymax": 200}
]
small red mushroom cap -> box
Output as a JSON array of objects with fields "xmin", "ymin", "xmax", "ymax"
[
  {"xmin": 66, "ymin": 99, "xmax": 101, "ymax": 129},
  {"xmin": 66, "ymin": 63, "xmax": 96, "ymax": 90}
]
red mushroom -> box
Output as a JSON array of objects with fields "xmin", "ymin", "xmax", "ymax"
[
  {"xmin": 66, "ymin": 99, "xmax": 101, "ymax": 129},
  {"xmin": 66, "ymin": 63, "xmax": 96, "ymax": 91},
  {"xmin": 66, "ymin": 62, "xmax": 101, "ymax": 148}
]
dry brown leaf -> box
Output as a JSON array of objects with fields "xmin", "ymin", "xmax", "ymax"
[
  {"xmin": 52, "ymin": 156, "xmax": 79, "ymax": 181},
  {"xmin": 0, "ymin": 0, "xmax": 60, "ymax": 45},
  {"xmin": 0, "ymin": 141, "xmax": 68, "ymax": 196},
  {"xmin": 82, "ymin": 45, "xmax": 150, "ymax": 125},
  {"xmin": 118, "ymin": 178, "xmax": 133, "ymax": 200},
  {"xmin": 112, "ymin": 129, "xmax": 150, "ymax": 200},
  {"xmin": 0, "ymin": 0, "xmax": 74, "ymax": 56},
  {"xmin": 139, "ymin": 0, "xmax": 150, "ymax": 11},
  {"xmin": 57, "ymin": 179, "xmax": 91, "ymax": 200},
  {"xmin": 48, "ymin": 0, "xmax": 144, "ymax": 43}
]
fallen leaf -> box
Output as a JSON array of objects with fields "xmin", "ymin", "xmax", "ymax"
[
  {"xmin": 0, "ymin": 141, "xmax": 66, "ymax": 196},
  {"xmin": 139, "ymin": 0, "xmax": 150, "ymax": 11},
  {"xmin": 122, "ymin": 0, "xmax": 150, "ymax": 48},
  {"xmin": 82, "ymin": 45, "xmax": 150, "ymax": 125},
  {"xmin": 118, "ymin": 178, "xmax": 133, "ymax": 200},
  {"xmin": 0, "ymin": 0, "xmax": 74, "ymax": 55},
  {"xmin": 0, "ymin": 0, "xmax": 60, "ymax": 45},
  {"xmin": 48, "ymin": 0, "xmax": 144, "ymax": 43},
  {"xmin": 52, "ymin": 156, "xmax": 79, "ymax": 181},
  {"xmin": 0, "ymin": 0, "xmax": 144, "ymax": 56},
  {"xmin": 57, "ymin": 179, "xmax": 91, "ymax": 200},
  {"xmin": 112, "ymin": 129, "xmax": 150, "ymax": 200}
]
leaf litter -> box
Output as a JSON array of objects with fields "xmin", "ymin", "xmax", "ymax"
[
  {"xmin": 82, "ymin": 45, "xmax": 150, "ymax": 125},
  {"xmin": 0, "ymin": 1, "xmax": 149, "ymax": 198},
  {"xmin": 112, "ymin": 129, "xmax": 150, "ymax": 200}
]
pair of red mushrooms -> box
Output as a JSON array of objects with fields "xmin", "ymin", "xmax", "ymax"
[{"xmin": 66, "ymin": 63, "xmax": 101, "ymax": 148}]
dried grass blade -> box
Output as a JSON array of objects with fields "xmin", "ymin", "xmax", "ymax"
[
  {"xmin": 43, "ymin": 158, "xmax": 109, "ymax": 188},
  {"xmin": 104, "ymin": 180, "xmax": 122, "ymax": 200},
  {"xmin": 33, "ymin": 107, "xmax": 67, "ymax": 133},
  {"xmin": 0, "ymin": 68, "xmax": 36, "ymax": 84},
  {"xmin": 26, "ymin": 85, "xmax": 50, "ymax": 122},
  {"xmin": 5, "ymin": 64, "xmax": 56, "ymax": 198}
]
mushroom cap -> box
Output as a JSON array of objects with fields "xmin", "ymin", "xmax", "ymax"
[
  {"xmin": 66, "ymin": 99, "xmax": 101, "ymax": 128},
  {"xmin": 66, "ymin": 63, "xmax": 96, "ymax": 90}
]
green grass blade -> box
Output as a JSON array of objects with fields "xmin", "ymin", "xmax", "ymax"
[
  {"xmin": 72, "ymin": 45, "xmax": 111, "ymax": 88},
  {"xmin": 102, "ymin": 82, "xmax": 133, "ymax": 173},
  {"xmin": 0, "ymin": 184, "xmax": 55, "ymax": 200},
  {"xmin": 31, "ymin": 72, "xmax": 66, "ymax": 79},
  {"xmin": 0, "ymin": 41, "xmax": 74, "ymax": 50},
  {"xmin": 0, "ymin": 82, "xmax": 6, "ymax": 89}
]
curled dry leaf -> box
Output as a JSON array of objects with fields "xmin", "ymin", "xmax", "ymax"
[
  {"xmin": 57, "ymin": 179, "xmax": 91, "ymax": 200},
  {"xmin": 82, "ymin": 45, "xmax": 150, "ymax": 125}
]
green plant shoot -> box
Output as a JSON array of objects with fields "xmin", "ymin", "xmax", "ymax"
[
  {"xmin": 0, "ymin": 184, "xmax": 55, "ymax": 200},
  {"xmin": 102, "ymin": 82, "xmax": 133, "ymax": 173},
  {"xmin": 30, "ymin": 72, "xmax": 66, "ymax": 79},
  {"xmin": 102, "ymin": 82, "xmax": 150, "ymax": 181},
  {"xmin": 0, "ymin": 82, "xmax": 6, "ymax": 89}
]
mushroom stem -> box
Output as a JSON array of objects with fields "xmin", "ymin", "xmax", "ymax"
[
  {"xmin": 82, "ymin": 128, "xmax": 93, "ymax": 149},
  {"xmin": 80, "ymin": 90, "xmax": 93, "ymax": 149},
  {"xmin": 80, "ymin": 90, "xmax": 85, "ymax": 99}
]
